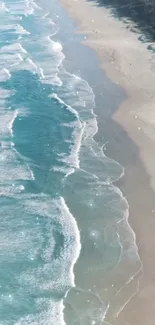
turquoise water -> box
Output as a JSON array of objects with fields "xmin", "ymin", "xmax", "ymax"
[{"xmin": 0, "ymin": 0, "xmax": 142, "ymax": 324}]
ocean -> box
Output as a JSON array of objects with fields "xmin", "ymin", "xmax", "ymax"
[{"xmin": 0, "ymin": 0, "xmax": 142, "ymax": 324}]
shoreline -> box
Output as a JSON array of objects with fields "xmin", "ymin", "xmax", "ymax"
[{"xmin": 58, "ymin": 0, "xmax": 155, "ymax": 324}]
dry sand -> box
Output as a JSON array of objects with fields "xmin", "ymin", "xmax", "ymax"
[{"xmin": 59, "ymin": 0, "xmax": 155, "ymax": 324}]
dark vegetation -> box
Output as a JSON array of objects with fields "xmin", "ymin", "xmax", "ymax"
[{"xmin": 89, "ymin": 0, "xmax": 155, "ymax": 41}]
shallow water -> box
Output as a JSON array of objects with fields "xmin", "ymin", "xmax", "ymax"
[{"xmin": 0, "ymin": 0, "xmax": 142, "ymax": 324}]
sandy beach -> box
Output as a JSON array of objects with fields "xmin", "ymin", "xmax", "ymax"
[{"xmin": 58, "ymin": 0, "xmax": 155, "ymax": 324}]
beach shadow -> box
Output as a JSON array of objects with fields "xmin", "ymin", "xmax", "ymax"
[{"xmin": 88, "ymin": 0, "xmax": 155, "ymax": 42}]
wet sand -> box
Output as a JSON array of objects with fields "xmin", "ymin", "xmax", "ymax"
[{"xmin": 59, "ymin": 0, "xmax": 155, "ymax": 324}]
